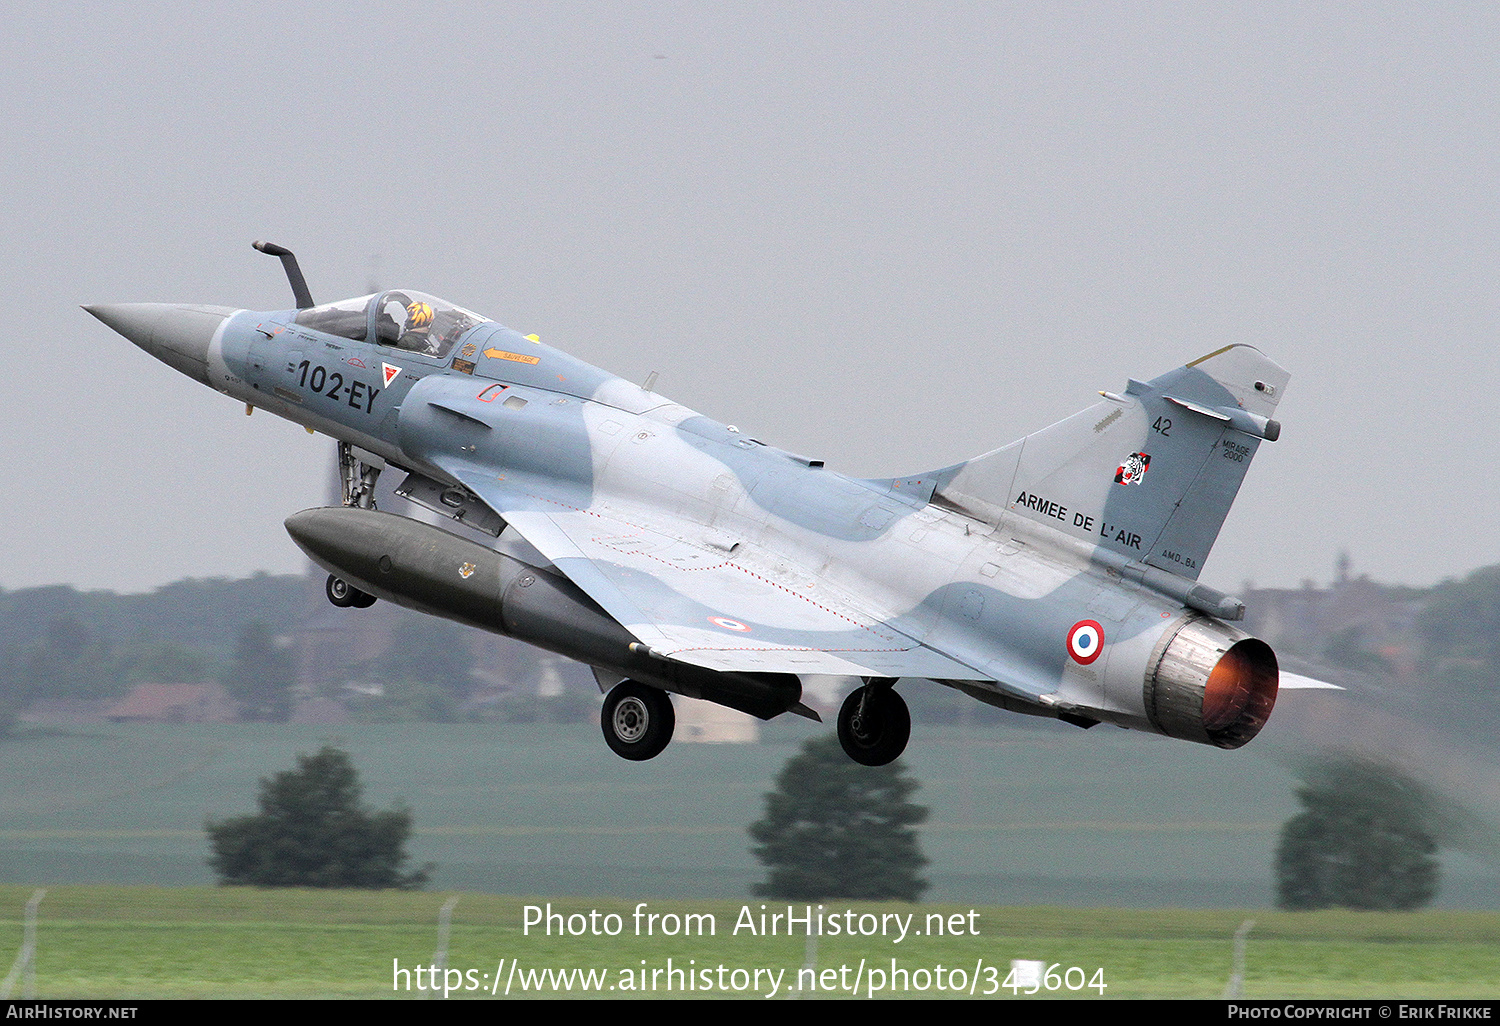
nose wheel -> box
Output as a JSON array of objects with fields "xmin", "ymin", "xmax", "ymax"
[
  {"xmin": 837, "ymin": 683, "xmax": 910, "ymax": 766},
  {"xmin": 326, "ymin": 574, "xmax": 376, "ymax": 609},
  {"xmin": 601, "ymin": 680, "xmax": 675, "ymax": 761}
]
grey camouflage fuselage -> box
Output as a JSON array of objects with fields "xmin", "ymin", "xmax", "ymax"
[{"xmin": 89, "ymin": 277, "xmax": 1288, "ymax": 757}]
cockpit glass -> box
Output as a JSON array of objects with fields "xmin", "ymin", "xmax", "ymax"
[
  {"xmin": 374, "ymin": 291, "xmax": 488, "ymax": 359},
  {"xmin": 293, "ymin": 295, "xmax": 375, "ymax": 342}
]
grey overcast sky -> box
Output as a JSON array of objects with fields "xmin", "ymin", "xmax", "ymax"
[{"xmin": 4, "ymin": 2, "xmax": 1497, "ymax": 594}]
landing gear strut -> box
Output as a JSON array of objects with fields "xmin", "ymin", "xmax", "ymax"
[
  {"xmin": 837, "ymin": 680, "xmax": 910, "ymax": 766},
  {"xmin": 601, "ymin": 680, "xmax": 675, "ymax": 761},
  {"xmin": 325, "ymin": 441, "xmax": 382, "ymax": 609},
  {"xmin": 338, "ymin": 441, "xmax": 382, "ymax": 510}
]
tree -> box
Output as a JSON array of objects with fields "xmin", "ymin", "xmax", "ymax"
[
  {"xmin": 1419, "ymin": 565, "xmax": 1500, "ymax": 667},
  {"xmin": 206, "ymin": 746, "xmax": 429, "ymax": 889},
  {"xmin": 224, "ymin": 622, "xmax": 294, "ymax": 722},
  {"xmin": 749, "ymin": 734, "xmax": 929, "ymax": 901},
  {"xmin": 1275, "ymin": 759, "xmax": 1438, "ymax": 911},
  {"xmin": 8, "ymin": 615, "xmax": 120, "ymax": 702},
  {"xmin": 370, "ymin": 617, "xmax": 476, "ymax": 696}
]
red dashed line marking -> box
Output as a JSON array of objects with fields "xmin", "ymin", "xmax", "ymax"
[
  {"xmin": 590, "ymin": 536, "xmax": 896, "ymax": 640},
  {"xmin": 506, "ymin": 490, "xmax": 904, "ymax": 645},
  {"xmin": 667, "ymin": 644, "xmax": 916, "ymax": 655},
  {"xmin": 733, "ymin": 565, "xmax": 884, "ymax": 633},
  {"xmin": 593, "ymin": 538, "xmax": 736, "ymax": 572}
]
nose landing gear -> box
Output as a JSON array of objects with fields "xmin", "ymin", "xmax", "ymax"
[
  {"xmin": 322, "ymin": 440, "xmax": 382, "ymax": 610},
  {"xmin": 325, "ymin": 574, "xmax": 376, "ymax": 609}
]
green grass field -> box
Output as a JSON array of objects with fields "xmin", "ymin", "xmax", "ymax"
[
  {"xmin": 0, "ymin": 719, "xmax": 1323, "ymax": 905},
  {"xmin": 4, "ymin": 719, "xmax": 1498, "ymax": 908},
  {"xmin": 3, "ymin": 721, "xmax": 1496, "ymax": 998},
  {"xmin": 3, "ymin": 885, "xmax": 1497, "ymax": 999}
]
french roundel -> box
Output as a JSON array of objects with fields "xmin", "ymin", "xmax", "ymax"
[
  {"xmin": 1067, "ymin": 620, "xmax": 1104, "ymax": 665},
  {"xmin": 709, "ymin": 616, "xmax": 750, "ymax": 632}
]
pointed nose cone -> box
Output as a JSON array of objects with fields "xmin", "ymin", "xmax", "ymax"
[{"xmin": 85, "ymin": 303, "xmax": 236, "ymax": 385}]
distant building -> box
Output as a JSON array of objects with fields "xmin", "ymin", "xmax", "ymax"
[
  {"xmin": 1242, "ymin": 555, "xmax": 1423, "ymax": 682},
  {"xmin": 675, "ymin": 696, "xmax": 759, "ymax": 743},
  {"xmin": 284, "ymin": 574, "xmax": 594, "ymax": 711},
  {"xmin": 104, "ymin": 683, "xmax": 237, "ymax": 723}
]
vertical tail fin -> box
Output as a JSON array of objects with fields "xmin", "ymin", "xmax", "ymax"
[{"xmin": 933, "ymin": 344, "xmax": 1289, "ymax": 581}]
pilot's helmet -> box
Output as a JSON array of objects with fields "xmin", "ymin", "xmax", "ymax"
[{"xmin": 406, "ymin": 301, "xmax": 435, "ymax": 333}]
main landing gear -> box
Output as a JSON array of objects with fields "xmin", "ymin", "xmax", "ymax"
[
  {"xmin": 837, "ymin": 679, "xmax": 910, "ymax": 766},
  {"xmin": 601, "ymin": 680, "xmax": 675, "ymax": 761}
]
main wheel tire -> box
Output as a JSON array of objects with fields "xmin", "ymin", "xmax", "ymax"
[
  {"xmin": 837, "ymin": 685, "xmax": 911, "ymax": 766},
  {"xmin": 326, "ymin": 574, "xmax": 357, "ymax": 608},
  {"xmin": 350, "ymin": 590, "xmax": 377, "ymax": 608},
  {"xmin": 601, "ymin": 681, "xmax": 675, "ymax": 761}
]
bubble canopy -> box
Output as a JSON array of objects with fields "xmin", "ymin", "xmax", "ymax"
[{"xmin": 293, "ymin": 291, "xmax": 488, "ymax": 359}]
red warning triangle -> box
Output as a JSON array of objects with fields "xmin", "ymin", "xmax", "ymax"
[{"xmin": 382, "ymin": 363, "xmax": 401, "ymax": 387}]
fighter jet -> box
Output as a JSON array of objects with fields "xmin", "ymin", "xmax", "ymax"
[{"xmin": 88, "ymin": 242, "xmax": 1297, "ymax": 765}]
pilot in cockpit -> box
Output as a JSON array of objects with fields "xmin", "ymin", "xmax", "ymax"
[
  {"xmin": 401, "ymin": 300, "xmax": 439, "ymax": 354},
  {"xmin": 370, "ymin": 291, "xmax": 485, "ymax": 359},
  {"xmin": 376, "ymin": 293, "xmax": 440, "ymax": 355}
]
